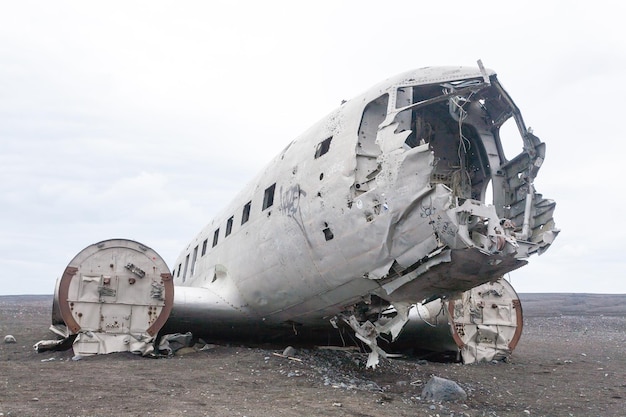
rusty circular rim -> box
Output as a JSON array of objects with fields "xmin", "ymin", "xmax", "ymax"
[
  {"xmin": 56, "ymin": 239, "xmax": 174, "ymax": 336},
  {"xmin": 447, "ymin": 281, "xmax": 524, "ymax": 353}
]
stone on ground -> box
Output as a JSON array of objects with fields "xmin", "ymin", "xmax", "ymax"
[{"xmin": 421, "ymin": 376, "xmax": 467, "ymax": 402}]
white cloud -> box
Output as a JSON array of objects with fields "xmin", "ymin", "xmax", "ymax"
[{"xmin": 1, "ymin": 0, "xmax": 625, "ymax": 294}]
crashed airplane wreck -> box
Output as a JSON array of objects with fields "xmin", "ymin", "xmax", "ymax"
[{"xmin": 37, "ymin": 63, "xmax": 558, "ymax": 367}]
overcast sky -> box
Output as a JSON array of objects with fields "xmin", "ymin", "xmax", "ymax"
[{"xmin": 1, "ymin": 1, "xmax": 624, "ymax": 295}]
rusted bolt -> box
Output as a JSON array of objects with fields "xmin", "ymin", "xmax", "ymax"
[
  {"xmin": 110, "ymin": 263, "xmax": 114, "ymax": 268},
  {"xmin": 129, "ymin": 278, "xmax": 136, "ymax": 285},
  {"xmin": 492, "ymin": 304, "xmax": 498, "ymax": 309},
  {"xmin": 77, "ymin": 312, "xmax": 83, "ymax": 318}
]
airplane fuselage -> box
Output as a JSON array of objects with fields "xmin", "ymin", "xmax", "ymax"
[
  {"xmin": 168, "ymin": 65, "xmax": 557, "ymax": 335},
  {"xmin": 44, "ymin": 65, "xmax": 557, "ymax": 365}
]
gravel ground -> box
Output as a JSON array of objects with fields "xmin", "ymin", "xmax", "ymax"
[{"xmin": 1, "ymin": 294, "xmax": 625, "ymax": 416}]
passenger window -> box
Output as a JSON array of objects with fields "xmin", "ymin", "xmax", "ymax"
[
  {"xmin": 241, "ymin": 201, "xmax": 251, "ymax": 224},
  {"xmin": 212, "ymin": 228, "xmax": 219, "ymax": 247},
  {"xmin": 314, "ymin": 137, "xmax": 332, "ymax": 158},
  {"xmin": 263, "ymin": 183, "xmax": 276, "ymax": 210},
  {"xmin": 182, "ymin": 254, "xmax": 190, "ymax": 282},
  {"xmin": 201, "ymin": 239, "xmax": 208, "ymax": 256},
  {"xmin": 190, "ymin": 246, "xmax": 198, "ymax": 276},
  {"xmin": 225, "ymin": 216, "xmax": 234, "ymax": 237}
]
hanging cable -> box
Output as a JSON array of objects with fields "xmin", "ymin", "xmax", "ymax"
[{"xmin": 416, "ymin": 304, "xmax": 438, "ymax": 328}]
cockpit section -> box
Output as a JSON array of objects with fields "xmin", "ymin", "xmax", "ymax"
[
  {"xmin": 339, "ymin": 71, "xmax": 559, "ymax": 368},
  {"xmin": 394, "ymin": 81, "xmax": 492, "ymax": 203},
  {"xmin": 392, "ymin": 78, "xmax": 515, "ymax": 204},
  {"xmin": 353, "ymin": 70, "xmax": 558, "ymax": 264}
]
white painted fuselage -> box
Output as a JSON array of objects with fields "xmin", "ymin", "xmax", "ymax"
[{"xmin": 167, "ymin": 65, "xmax": 557, "ymax": 343}]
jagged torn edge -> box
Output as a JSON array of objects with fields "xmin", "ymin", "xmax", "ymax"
[{"xmin": 340, "ymin": 302, "xmax": 410, "ymax": 369}]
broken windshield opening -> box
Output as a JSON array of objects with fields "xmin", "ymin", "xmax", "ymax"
[
  {"xmin": 497, "ymin": 118, "xmax": 523, "ymax": 161},
  {"xmin": 394, "ymin": 83, "xmax": 491, "ymax": 202}
]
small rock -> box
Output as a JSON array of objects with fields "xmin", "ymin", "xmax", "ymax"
[
  {"xmin": 421, "ymin": 376, "xmax": 467, "ymax": 402},
  {"xmin": 72, "ymin": 355, "xmax": 83, "ymax": 361},
  {"xmin": 332, "ymin": 402, "xmax": 342, "ymax": 407},
  {"xmin": 282, "ymin": 346, "xmax": 297, "ymax": 357},
  {"xmin": 195, "ymin": 343, "xmax": 216, "ymax": 351},
  {"xmin": 3, "ymin": 335, "xmax": 16, "ymax": 344}
]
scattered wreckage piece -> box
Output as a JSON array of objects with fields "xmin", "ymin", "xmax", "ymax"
[{"xmin": 38, "ymin": 239, "xmax": 174, "ymax": 356}]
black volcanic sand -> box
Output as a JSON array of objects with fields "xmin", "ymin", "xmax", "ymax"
[{"xmin": 1, "ymin": 294, "xmax": 625, "ymax": 416}]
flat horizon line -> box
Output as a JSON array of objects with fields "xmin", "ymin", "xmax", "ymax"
[{"xmin": 1, "ymin": 292, "xmax": 626, "ymax": 297}]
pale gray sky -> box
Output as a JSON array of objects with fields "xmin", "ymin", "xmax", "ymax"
[{"xmin": 1, "ymin": 1, "xmax": 624, "ymax": 295}]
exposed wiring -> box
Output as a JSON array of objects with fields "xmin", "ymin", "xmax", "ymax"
[
  {"xmin": 452, "ymin": 93, "xmax": 473, "ymax": 167},
  {"xmin": 338, "ymin": 327, "xmax": 346, "ymax": 347},
  {"xmin": 448, "ymin": 91, "xmax": 476, "ymax": 199}
]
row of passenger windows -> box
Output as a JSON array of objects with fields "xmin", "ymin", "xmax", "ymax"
[
  {"xmin": 175, "ymin": 183, "xmax": 276, "ymax": 281},
  {"xmin": 175, "ymin": 135, "xmax": 334, "ymax": 282}
]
